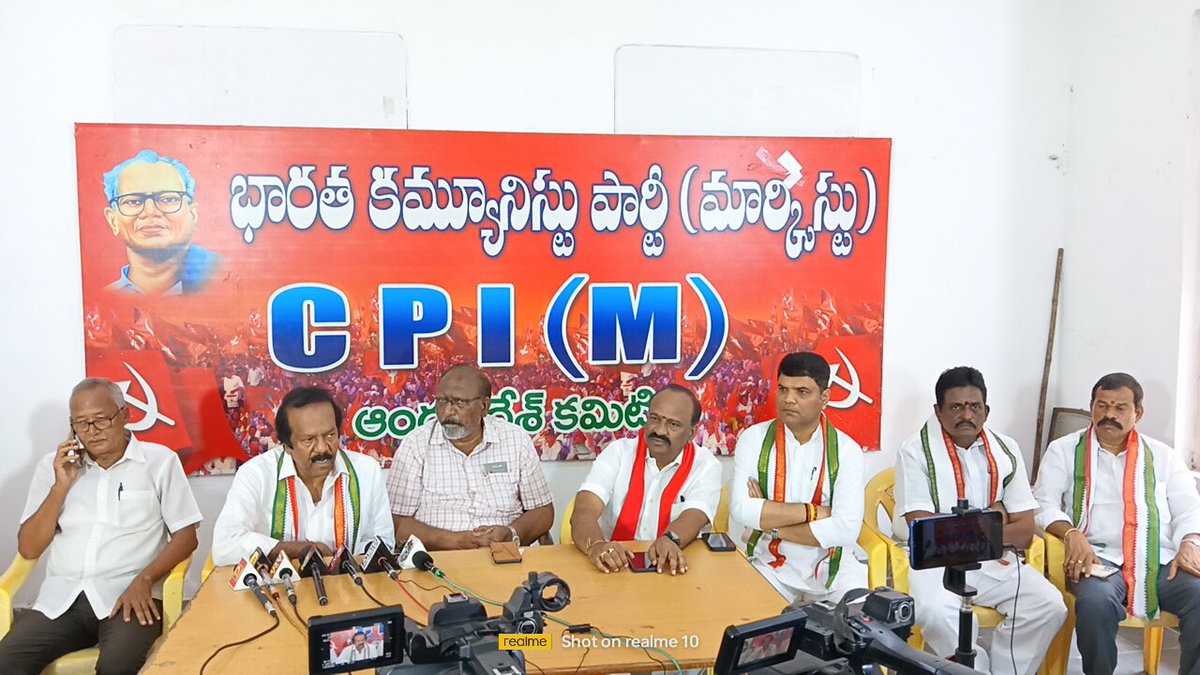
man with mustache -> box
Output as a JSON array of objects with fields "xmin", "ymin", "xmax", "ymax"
[
  {"xmin": 896, "ymin": 366, "xmax": 1065, "ymax": 674},
  {"xmin": 568, "ymin": 385, "xmax": 721, "ymax": 574},
  {"xmin": 103, "ymin": 150, "xmax": 221, "ymax": 296},
  {"xmin": 729, "ymin": 352, "xmax": 868, "ymax": 602},
  {"xmin": 1034, "ymin": 373, "xmax": 1200, "ymax": 675},
  {"xmin": 211, "ymin": 386, "xmax": 394, "ymax": 565},
  {"xmin": 0, "ymin": 379, "xmax": 201, "ymax": 675},
  {"xmin": 387, "ymin": 365, "xmax": 554, "ymax": 550}
]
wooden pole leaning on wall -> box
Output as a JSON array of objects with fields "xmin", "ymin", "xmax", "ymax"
[{"xmin": 1031, "ymin": 247, "xmax": 1065, "ymax": 482}]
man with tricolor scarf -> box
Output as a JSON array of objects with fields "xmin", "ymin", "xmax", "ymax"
[
  {"xmin": 212, "ymin": 387, "xmax": 394, "ymax": 565},
  {"xmin": 1034, "ymin": 373, "xmax": 1200, "ymax": 675},
  {"xmin": 569, "ymin": 385, "xmax": 722, "ymax": 574},
  {"xmin": 896, "ymin": 367, "xmax": 1065, "ymax": 675},
  {"xmin": 730, "ymin": 352, "xmax": 868, "ymax": 602}
]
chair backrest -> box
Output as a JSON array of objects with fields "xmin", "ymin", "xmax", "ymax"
[
  {"xmin": 714, "ymin": 482, "xmax": 731, "ymax": 532},
  {"xmin": 0, "ymin": 555, "xmax": 39, "ymax": 639},
  {"xmin": 862, "ymin": 468, "xmax": 896, "ymax": 541},
  {"xmin": 1048, "ymin": 407, "xmax": 1091, "ymax": 445},
  {"xmin": 559, "ymin": 495, "xmax": 577, "ymax": 544}
]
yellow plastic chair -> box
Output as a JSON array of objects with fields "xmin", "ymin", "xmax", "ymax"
[
  {"xmin": 714, "ymin": 482, "xmax": 731, "ymax": 533},
  {"xmin": 1042, "ymin": 532, "xmax": 1178, "ymax": 675},
  {"xmin": 0, "ymin": 553, "xmax": 191, "ymax": 675},
  {"xmin": 201, "ymin": 552, "xmax": 215, "ymax": 583},
  {"xmin": 560, "ymin": 495, "xmax": 576, "ymax": 545},
  {"xmin": 859, "ymin": 468, "xmax": 1046, "ymax": 653}
]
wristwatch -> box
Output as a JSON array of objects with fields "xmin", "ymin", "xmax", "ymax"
[
  {"xmin": 507, "ymin": 526, "xmax": 520, "ymax": 545},
  {"xmin": 664, "ymin": 530, "xmax": 682, "ymax": 547}
]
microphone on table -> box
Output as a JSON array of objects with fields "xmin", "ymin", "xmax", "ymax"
[
  {"xmin": 363, "ymin": 537, "xmax": 401, "ymax": 580},
  {"xmin": 335, "ymin": 545, "xmax": 366, "ymax": 586},
  {"xmin": 229, "ymin": 555, "xmax": 276, "ymax": 617},
  {"xmin": 298, "ymin": 546, "xmax": 330, "ymax": 606},
  {"xmin": 412, "ymin": 551, "xmax": 444, "ymax": 578},
  {"xmin": 249, "ymin": 547, "xmax": 277, "ymax": 600},
  {"xmin": 269, "ymin": 552, "xmax": 299, "ymax": 605}
]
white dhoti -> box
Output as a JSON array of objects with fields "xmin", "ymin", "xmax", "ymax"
[{"xmin": 907, "ymin": 555, "xmax": 1066, "ymax": 675}]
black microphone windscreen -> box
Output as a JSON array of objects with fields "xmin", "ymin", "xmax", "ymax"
[{"xmin": 412, "ymin": 550, "xmax": 434, "ymax": 571}]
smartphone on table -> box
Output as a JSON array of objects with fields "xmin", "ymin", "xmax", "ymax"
[{"xmin": 629, "ymin": 551, "xmax": 656, "ymax": 573}]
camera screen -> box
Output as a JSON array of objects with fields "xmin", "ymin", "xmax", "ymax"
[
  {"xmin": 320, "ymin": 622, "xmax": 391, "ymax": 669},
  {"xmin": 909, "ymin": 509, "xmax": 1004, "ymax": 570},
  {"xmin": 309, "ymin": 607, "xmax": 404, "ymax": 675},
  {"xmin": 735, "ymin": 627, "xmax": 795, "ymax": 668}
]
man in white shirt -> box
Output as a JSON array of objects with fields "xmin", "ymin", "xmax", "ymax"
[
  {"xmin": 569, "ymin": 384, "xmax": 722, "ymax": 575},
  {"xmin": 1034, "ymin": 373, "xmax": 1200, "ymax": 675},
  {"xmin": 336, "ymin": 631, "xmax": 379, "ymax": 664},
  {"xmin": 387, "ymin": 365, "xmax": 554, "ymax": 550},
  {"xmin": 212, "ymin": 386, "xmax": 394, "ymax": 565},
  {"xmin": 0, "ymin": 379, "xmax": 201, "ymax": 675},
  {"xmin": 730, "ymin": 352, "xmax": 868, "ymax": 602},
  {"xmin": 895, "ymin": 366, "xmax": 1066, "ymax": 675}
]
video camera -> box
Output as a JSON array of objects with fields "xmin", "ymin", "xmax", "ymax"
[
  {"xmin": 365, "ymin": 571, "xmax": 569, "ymax": 675},
  {"xmin": 715, "ymin": 588, "xmax": 981, "ymax": 675}
]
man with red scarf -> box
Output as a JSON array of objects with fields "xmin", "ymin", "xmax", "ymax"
[
  {"xmin": 730, "ymin": 352, "xmax": 867, "ymax": 602},
  {"xmin": 569, "ymin": 385, "xmax": 721, "ymax": 575}
]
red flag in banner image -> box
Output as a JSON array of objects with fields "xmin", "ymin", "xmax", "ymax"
[{"xmin": 86, "ymin": 350, "xmax": 193, "ymax": 451}]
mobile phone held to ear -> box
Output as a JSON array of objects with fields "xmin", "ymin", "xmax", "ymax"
[
  {"xmin": 490, "ymin": 541, "xmax": 522, "ymax": 565},
  {"xmin": 66, "ymin": 432, "xmax": 80, "ymax": 465},
  {"xmin": 705, "ymin": 532, "xmax": 736, "ymax": 552},
  {"xmin": 629, "ymin": 551, "xmax": 656, "ymax": 573}
]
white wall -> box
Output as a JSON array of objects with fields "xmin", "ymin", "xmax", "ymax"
[{"xmin": 1, "ymin": 0, "xmax": 1195, "ymax": 603}]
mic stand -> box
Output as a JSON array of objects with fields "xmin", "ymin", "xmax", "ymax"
[{"xmin": 943, "ymin": 500, "xmax": 980, "ymax": 669}]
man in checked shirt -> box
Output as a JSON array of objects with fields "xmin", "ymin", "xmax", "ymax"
[{"xmin": 387, "ymin": 365, "xmax": 554, "ymax": 550}]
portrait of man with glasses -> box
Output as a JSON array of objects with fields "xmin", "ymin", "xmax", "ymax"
[{"xmin": 102, "ymin": 149, "xmax": 221, "ymax": 296}]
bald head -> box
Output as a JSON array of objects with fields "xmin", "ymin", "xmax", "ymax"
[{"xmin": 439, "ymin": 364, "xmax": 491, "ymax": 398}]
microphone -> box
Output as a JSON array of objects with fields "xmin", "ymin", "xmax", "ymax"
[
  {"xmin": 269, "ymin": 552, "xmax": 299, "ymax": 605},
  {"xmin": 363, "ymin": 537, "xmax": 401, "ymax": 580},
  {"xmin": 249, "ymin": 548, "xmax": 277, "ymax": 600},
  {"xmin": 396, "ymin": 534, "xmax": 429, "ymax": 570},
  {"xmin": 412, "ymin": 551, "xmax": 444, "ymax": 578},
  {"xmin": 335, "ymin": 545, "xmax": 366, "ymax": 586},
  {"xmin": 298, "ymin": 546, "xmax": 330, "ymax": 606},
  {"xmin": 228, "ymin": 557, "xmax": 277, "ymax": 617}
]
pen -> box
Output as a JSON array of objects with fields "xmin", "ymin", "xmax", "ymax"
[{"xmin": 118, "ymin": 482, "xmax": 123, "ymax": 501}]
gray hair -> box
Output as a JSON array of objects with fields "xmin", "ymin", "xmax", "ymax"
[{"xmin": 71, "ymin": 378, "xmax": 126, "ymax": 409}]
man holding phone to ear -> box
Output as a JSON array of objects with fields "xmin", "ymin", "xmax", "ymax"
[
  {"xmin": 569, "ymin": 385, "xmax": 722, "ymax": 575},
  {"xmin": 0, "ymin": 378, "xmax": 201, "ymax": 675},
  {"xmin": 1034, "ymin": 373, "xmax": 1200, "ymax": 675},
  {"xmin": 896, "ymin": 366, "xmax": 1065, "ymax": 675}
]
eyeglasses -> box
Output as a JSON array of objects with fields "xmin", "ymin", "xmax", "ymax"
[
  {"xmin": 944, "ymin": 402, "xmax": 985, "ymax": 414},
  {"xmin": 70, "ymin": 408, "xmax": 125, "ymax": 433},
  {"xmin": 110, "ymin": 191, "xmax": 189, "ymax": 217},
  {"xmin": 434, "ymin": 396, "xmax": 484, "ymax": 409}
]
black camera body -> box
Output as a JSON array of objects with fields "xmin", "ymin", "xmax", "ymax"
[{"xmin": 386, "ymin": 571, "xmax": 571, "ymax": 675}]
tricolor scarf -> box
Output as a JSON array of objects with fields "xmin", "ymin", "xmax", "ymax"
[
  {"xmin": 270, "ymin": 449, "xmax": 362, "ymax": 552},
  {"xmin": 746, "ymin": 416, "xmax": 842, "ymax": 588},
  {"xmin": 611, "ymin": 431, "xmax": 696, "ymax": 541},
  {"xmin": 918, "ymin": 416, "xmax": 1019, "ymax": 513},
  {"xmin": 1070, "ymin": 427, "xmax": 1161, "ymax": 619}
]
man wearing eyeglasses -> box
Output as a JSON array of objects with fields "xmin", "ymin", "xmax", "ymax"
[
  {"xmin": 102, "ymin": 149, "xmax": 221, "ymax": 296},
  {"xmin": 568, "ymin": 384, "xmax": 721, "ymax": 575},
  {"xmin": 895, "ymin": 366, "xmax": 1065, "ymax": 675},
  {"xmin": 387, "ymin": 365, "xmax": 554, "ymax": 550},
  {"xmin": 211, "ymin": 386, "xmax": 394, "ymax": 565},
  {"xmin": 0, "ymin": 379, "xmax": 201, "ymax": 675}
]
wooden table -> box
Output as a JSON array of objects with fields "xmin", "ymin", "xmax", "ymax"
[{"xmin": 141, "ymin": 544, "xmax": 786, "ymax": 674}]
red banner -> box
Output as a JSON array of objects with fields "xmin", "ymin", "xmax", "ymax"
[{"xmin": 77, "ymin": 124, "xmax": 890, "ymax": 474}]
